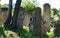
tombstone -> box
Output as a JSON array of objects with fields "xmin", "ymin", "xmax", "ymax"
[
  {"xmin": 23, "ymin": 14, "xmax": 31, "ymax": 26},
  {"xmin": 33, "ymin": 7, "xmax": 42, "ymax": 36},
  {"xmin": 54, "ymin": 20, "xmax": 60, "ymax": 36},
  {"xmin": 29, "ymin": 15, "xmax": 34, "ymax": 32},
  {"xmin": 17, "ymin": 7, "xmax": 25, "ymax": 28},
  {"xmin": 42, "ymin": 3, "xmax": 51, "ymax": 34},
  {"xmin": 0, "ymin": 9, "xmax": 2, "ymax": 22},
  {"xmin": 0, "ymin": 8, "xmax": 8, "ymax": 23}
]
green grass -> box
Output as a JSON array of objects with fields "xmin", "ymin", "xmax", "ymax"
[
  {"xmin": 0, "ymin": 24, "xmax": 35, "ymax": 38},
  {"xmin": 0, "ymin": 23, "xmax": 60, "ymax": 38}
]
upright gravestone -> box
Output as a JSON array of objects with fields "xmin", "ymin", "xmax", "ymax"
[
  {"xmin": 0, "ymin": 8, "xmax": 8, "ymax": 23},
  {"xmin": 0, "ymin": 10, "xmax": 2, "ymax": 22},
  {"xmin": 33, "ymin": 7, "xmax": 42, "ymax": 36},
  {"xmin": 28, "ymin": 15, "xmax": 34, "ymax": 32},
  {"xmin": 23, "ymin": 14, "xmax": 31, "ymax": 26},
  {"xmin": 42, "ymin": 3, "xmax": 51, "ymax": 34},
  {"xmin": 17, "ymin": 7, "xmax": 25, "ymax": 28},
  {"xmin": 54, "ymin": 20, "xmax": 60, "ymax": 36}
]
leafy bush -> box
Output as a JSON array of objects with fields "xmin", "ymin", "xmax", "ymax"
[{"xmin": 21, "ymin": 0, "xmax": 36, "ymax": 14}]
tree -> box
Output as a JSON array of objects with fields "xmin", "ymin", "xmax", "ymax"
[
  {"xmin": 4, "ymin": 0, "xmax": 12, "ymax": 29},
  {"xmin": 10, "ymin": 0, "xmax": 22, "ymax": 29}
]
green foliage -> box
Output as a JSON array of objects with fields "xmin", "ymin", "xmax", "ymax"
[
  {"xmin": 50, "ymin": 8, "xmax": 59, "ymax": 22},
  {"xmin": 52, "ymin": 8, "xmax": 58, "ymax": 15},
  {"xmin": 1, "ymin": 4, "xmax": 8, "ymax": 8},
  {"xmin": 0, "ymin": 24, "xmax": 60, "ymax": 38},
  {"xmin": 21, "ymin": 0, "xmax": 36, "ymax": 14},
  {"xmin": 58, "ymin": 9, "xmax": 60, "ymax": 16},
  {"xmin": 46, "ymin": 27, "xmax": 55, "ymax": 38}
]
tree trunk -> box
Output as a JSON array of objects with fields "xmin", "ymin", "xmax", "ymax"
[
  {"xmin": 10, "ymin": 0, "xmax": 22, "ymax": 29},
  {"xmin": 4, "ymin": 0, "xmax": 12, "ymax": 29},
  {"xmin": 4, "ymin": 0, "xmax": 12, "ymax": 24}
]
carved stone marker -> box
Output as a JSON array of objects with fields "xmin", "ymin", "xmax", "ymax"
[
  {"xmin": 33, "ymin": 7, "xmax": 42, "ymax": 36},
  {"xmin": 17, "ymin": 7, "xmax": 25, "ymax": 28},
  {"xmin": 42, "ymin": 3, "xmax": 51, "ymax": 34}
]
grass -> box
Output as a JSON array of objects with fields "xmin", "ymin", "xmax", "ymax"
[
  {"xmin": 0, "ymin": 23, "xmax": 60, "ymax": 38},
  {"xmin": 0, "ymin": 24, "xmax": 34, "ymax": 38}
]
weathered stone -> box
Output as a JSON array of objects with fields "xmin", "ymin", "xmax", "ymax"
[
  {"xmin": 0, "ymin": 8, "xmax": 8, "ymax": 23},
  {"xmin": 23, "ymin": 14, "xmax": 31, "ymax": 26},
  {"xmin": 54, "ymin": 21, "xmax": 60, "ymax": 36},
  {"xmin": 42, "ymin": 3, "xmax": 51, "ymax": 34},
  {"xmin": 17, "ymin": 7, "xmax": 25, "ymax": 28},
  {"xmin": 28, "ymin": 15, "xmax": 34, "ymax": 32},
  {"xmin": 0, "ymin": 12, "xmax": 2, "ymax": 22},
  {"xmin": 33, "ymin": 7, "xmax": 42, "ymax": 36}
]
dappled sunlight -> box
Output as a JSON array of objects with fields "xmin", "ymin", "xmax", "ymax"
[
  {"xmin": 53, "ymin": 15, "xmax": 59, "ymax": 21},
  {"xmin": 23, "ymin": 25, "xmax": 29, "ymax": 32},
  {"xmin": 46, "ymin": 27, "xmax": 55, "ymax": 38}
]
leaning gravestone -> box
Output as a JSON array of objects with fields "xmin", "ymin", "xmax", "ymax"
[
  {"xmin": 17, "ymin": 7, "xmax": 25, "ymax": 28},
  {"xmin": 42, "ymin": 3, "xmax": 51, "ymax": 34},
  {"xmin": 33, "ymin": 7, "xmax": 42, "ymax": 36}
]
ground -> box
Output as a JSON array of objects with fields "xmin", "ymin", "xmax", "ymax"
[{"xmin": 0, "ymin": 23, "xmax": 60, "ymax": 38}]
